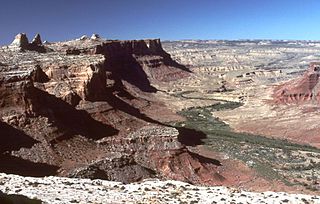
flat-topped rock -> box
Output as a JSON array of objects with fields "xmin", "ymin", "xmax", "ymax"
[{"xmin": 0, "ymin": 34, "xmax": 196, "ymax": 186}]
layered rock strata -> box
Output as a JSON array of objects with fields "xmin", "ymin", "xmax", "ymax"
[
  {"xmin": 0, "ymin": 33, "xmax": 223, "ymax": 185},
  {"xmin": 68, "ymin": 126, "xmax": 220, "ymax": 184},
  {"xmin": 274, "ymin": 62, "xmax": 320, "ymax": 104}
]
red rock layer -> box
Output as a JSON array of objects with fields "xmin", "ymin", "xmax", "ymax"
[
  {"xmin": 0, "ymin": 34, "xmax": 222, "ymax": 185},
  {"xmin": 274, "ymin": 62, "xmax": 320, "ymax": 104}
]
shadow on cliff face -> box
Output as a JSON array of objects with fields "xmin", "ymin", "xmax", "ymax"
[
  {"xmin": 0, "ymin": 122, "xmax": 58, "ymax": 177},
  {"xmin": 0, "ymin": 122, "xmax": 38, "ymax": 153},
  {"xmin": 69, "ymin": 159, "xmax": 157, "ymax": 184},
  {"xmin": 105, "ymin": 53, "xmax": 192, "ymax": 93},
  {"xmin": 105, "ymin": 56, "xmax": 157, "ymax": 93},
  {"xmin": 102, "ymin": 87, "xmax": 209, "ymax": 147},
  {"xmin": 188, "ymin": 151, "xmax": 222, "ymax": 166},
  {"xmin": 0, "ymin": 191, "xmax": 42, "ymax": 204},
  {"xmin": 162, "ymin": 54, "xmax": 192, "ymax": 73},
  {"xmin": 0, "ymin": 154, "xmax": 58, "ymax": 177},
  {"xmin": 104, "ymin": 90, "xmax": 163, "ymax": 125},
  {"xmin": 176, "ymin": 127, "xmax": 206, "ymax": 146},
  {"xmin": 24, "ymin": 86, "xmax": 119, "ymax": 142},
  {"xmin": 103, "ymin": 90, "xmax": 210, "ymax": 148}
]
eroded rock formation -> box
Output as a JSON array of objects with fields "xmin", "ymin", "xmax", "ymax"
[
  {"xmin": 67, "ymin": 126, "xmax": 221, "ymax": 184},
  {"xmin": 30, "ymin": 33, "xmax": 42, "ymax": 46},
  {"xmin": 274, "ymin": 62, "xmax": 320, "ymax": 104},
  {"xmin": 0, "ymin": 34, "xmax": 223, "ymax": 185},
  {"xmin": 10, "ymin": 33, "xmax": 29, "ymax": 48},
  {"xmin": 9, "ymin": 33, "xmax": 46, "ymax": 52}
]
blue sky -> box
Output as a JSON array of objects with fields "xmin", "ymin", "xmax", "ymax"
[{"xmin": 0, "ymin": 0, "xmax": 320, "ymax": 45}]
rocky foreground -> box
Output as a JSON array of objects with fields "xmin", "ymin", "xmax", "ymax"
[
  {"xmin": 0, "ymin": 173, "xmax": 319, "ymax": 204},
  {"xmin": 2, "ymin": 35, "xmax": 320, "ymax": 202},
  {"xmin": 0, "ymin": 33, "xmax": 211, "ymax": 184}
]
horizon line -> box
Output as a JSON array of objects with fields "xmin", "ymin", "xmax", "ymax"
[{"xmin": 2, "ymin": 33, "xmax": 320, "ymax": 46}]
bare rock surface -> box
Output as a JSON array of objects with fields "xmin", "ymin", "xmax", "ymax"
[
  {"xmin": 30, "ymin": 34, "xmax": 42, "ymax": 46},
  {"xmin": 274, "ymin": 62, "xmax": 320, "ymax": 104},
  {"xmin": 10, "ymin": 33, "xmax": 29, "ymax": 48},
  {"xmin": 160, "ymin": 40, "xmax": 320, "ymax": 192},
  {"xmin": 0, "ymin": 173, "xmax": 319, "ymax": 204},
  {"xmin": 2, "ymin": 36, "xmax": 320, "ymax": 201},
  {"xmin": 0, "ymin": 34, "xmax": 220, "ymax": 187}
]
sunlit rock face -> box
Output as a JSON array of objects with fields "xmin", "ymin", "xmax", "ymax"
[
  {"xmin": 1, "ymin": 173, "xmax": 319, "ymax": 204},
  {"xmin": 9, "ymin": 33, "xmax": 46, "ymax": 52},
  {"xmin": 0, "ymin": 33, "xmax": 225, "ymax": 185},
  {"xmin": 274, "ymin": 62, "xmax": 320, "ymax": 104},
  {"xmin": 10, "ymin": 33, "xmax": 29, "ymax": 48}
]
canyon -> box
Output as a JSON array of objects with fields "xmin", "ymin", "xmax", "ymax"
[
  {"xmin": 1, "ymin": 35, "xmax": 320, "ymax": 203},
  {"xmin": 162, "ymin": 40, "xmax": 320, "ymax": 193},
  {"xmin": 0, "ymin": 33, "xmax": 223, "ymax": 186}
]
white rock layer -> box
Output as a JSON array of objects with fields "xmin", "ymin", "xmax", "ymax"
[{"xmin": 0, "ymin": 173, "xmax": 319, "ymax": 204}]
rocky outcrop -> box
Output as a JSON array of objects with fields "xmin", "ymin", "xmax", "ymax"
[
  {"xmin": 0, "ymin": 34, "xmax": 219, "ymax": 185},
  {"xmin": 91, "ymin": 33, "xmax": 100, "ymax": 40},
  {"xmin": 67, "ymin": 126, "xmax": 221, "ymax": 184},
  {"xmin": 10, "ymin": 33, "xmax": 29, "ymax": 48},
  {"xmin": 10, "ymin": 33, "xmax": 46, "ymax": 52},
  {"xmin": 274, "ymin": 62, "xmax": 320, "ymax": 104},
  {"xmin": 49, "ymin": 37, "xmax": 190, "ymax": 92},
  {"xmin": 1, "ymin": 173, "xmax": 319, "ymax": 204},
  {"xmin": 30, "ymin": 34, "xmax": 42, "ymax": 46},
  {"xmin": 95, "ymin": 39, "xmax": 190, "ymax": 84}
]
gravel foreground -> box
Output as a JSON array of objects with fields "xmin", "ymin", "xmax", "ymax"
[{"xmin": 0, "ymin": 173, "xmax": 319, "ymax": 204}]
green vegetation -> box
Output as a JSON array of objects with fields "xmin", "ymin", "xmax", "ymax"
[
  {"xmin": 172, "ymin": 101, "xmax": 320, "ymax": 189},
  {"xmin": 177, "ymin": 103, "xmax": 320, "ymax": 152}
]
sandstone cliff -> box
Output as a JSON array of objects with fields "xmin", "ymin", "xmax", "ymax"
[
  {"xmin": 0, "ymin": 33, "xmax": 224, "ymax": 185},
  {"xmin": 274, "ymin": 62, "xmax": 320, "ymax": 104}
]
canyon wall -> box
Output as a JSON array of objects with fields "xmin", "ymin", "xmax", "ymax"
[
  {"xmin": 274, "ymin": 62, "xmax": 320, "ymax": 104},
  {"xmin": 0, "ymin": 34, "xmax": 224, "ymax": 185}
]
